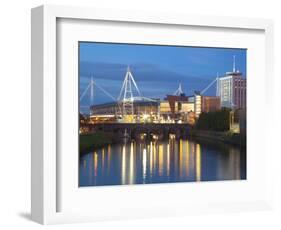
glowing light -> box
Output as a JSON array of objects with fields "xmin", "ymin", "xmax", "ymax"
[
  {"xmin": 169, "ymin": 134, "xmax": 176, "ymax": 139},
  {"xmin": 150, "ymin": 142, "xmax": 153, "ymax": 173},
  {"xmin": 102, "ymin": 148, "xmax": 105, "ymax": 175},
  {"xmin": 152, "ymin": 134, "xmax": 158, "ymax": 140},
  {"xmin": 121, "ymin": 145, "xmax": 126, "ymax": 185},
  {"xmin": 186, "ymin": 140, "xmax": 190, "ymax": 176},
  {"xmin": 143, "ymin": 148, "xmax": 147, "ymax": 181},
  {"xmin": 196, "ymin": 144, "xmax": 201, "ymax": 182},
  {"xmin": 179, "ymin": 139, "xmax": 183, "ymax": 178},
  {"xmin": 129, "ymin": 142, "xmax": 135, "ymax": 184},
  {"xmin": 153, "ymin": 142, "xmax": 157, "ymax": 169},
  {"xmin": 143, "ymin": 113, "xmax": 149, "ymax": 120},
  {"xmin": 159, "ymin": 144, "xmax": 163, "ymax": 176},
  {"xmin": 93, "ymin": 152, "xmax": 98, "ymax": 177},
  {"xmin": 167, "ymin": 143, "xmax": 170, "ymax": 177}
]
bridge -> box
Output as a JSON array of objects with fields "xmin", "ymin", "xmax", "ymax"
[{"xmin": 80, "ymin": 122, "xmax": 192, "ymax": 140}]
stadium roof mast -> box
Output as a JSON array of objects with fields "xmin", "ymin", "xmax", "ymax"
[
  {"xmin": 174, "ymin": 82, "xmax": 184, "ymax": 96},
  {"xmin": 80, "ymin": 75, "xmax": 117, "ymax": 115},
  {"xmin": 90, "ymin": 75, "xmax": 94, "ymax": 106},
  {"xmin": 201, "ymin": 74, "xmax": 219, "ymax": 95},
  {"xmin": 201, "ymin": 56, "xmax": 239, "ymax": 97},
  {"xmin": 118, "ymin": 66, "xmax": 141, "ymax": 116}
]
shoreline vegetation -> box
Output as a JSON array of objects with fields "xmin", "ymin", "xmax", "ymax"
[
  {"xmin": 79, "ymin": 131, "xmax": 119, "ymax": 154},
  {"xmin": 188, "ymin": 129, "xmax": 246, "ymax": 147},
  {"xmin": 190, "ymin": 108, "xmax": 246, "ymax": 147}
]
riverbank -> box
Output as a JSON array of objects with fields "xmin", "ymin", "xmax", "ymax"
[
  {"xmin": 189, "ymin": 129, "xmax": 246, "ymax": 147},
  {"xmin": 79, "ymin": 131, "xmax": 118, "ymax": 154}
]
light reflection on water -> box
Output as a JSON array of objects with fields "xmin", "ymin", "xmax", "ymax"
[{"xmin": 79, "ymin": 138, "xmax": 246, "ymax": 187}]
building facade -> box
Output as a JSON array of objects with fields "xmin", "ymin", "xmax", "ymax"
[
  {"xmin": 201, "ymin": 96, "xmax": 221, "ymax": 113},
  {"xmin": 217, "ymin": 71, "xmax": 246, "ymax": 109},
  {"xmin": 194, "ymin": 93, "xmax": 202, "ymax": 117},
  {"xmin": 90, "ymin": 100, "xmax": 159, "ymax": 123}
]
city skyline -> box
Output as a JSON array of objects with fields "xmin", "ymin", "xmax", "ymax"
[
  {"xmin": 79, "ymin": 42, "xmax": 247, "ymax": 113},
  {"xmin": 79, "ymin": 42, "xmax": 247, "ymax": 187}
]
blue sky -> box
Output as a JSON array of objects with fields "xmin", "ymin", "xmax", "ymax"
[{"xmin": 79, "ymin": 42, "xmax": 246, "ymax": 111}]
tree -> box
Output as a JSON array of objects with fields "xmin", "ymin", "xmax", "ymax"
[{"xmin": 196, "ymin": 108, "xmax": 230, "ymax": 131}]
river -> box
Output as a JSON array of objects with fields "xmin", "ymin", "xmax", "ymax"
[{"xmin": 79, "ymin": 137, "xmax": 246, "ymax": 187}]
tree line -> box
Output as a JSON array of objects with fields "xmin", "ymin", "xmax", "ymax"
[{"xmin": 196, "ymin": 108, "xmax": 230, "ymax": 131}]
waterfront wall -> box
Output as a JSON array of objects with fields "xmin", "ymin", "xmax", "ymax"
[{"xmin": 189, "ymin": 129, "xmax": 246, "ymax": 147}]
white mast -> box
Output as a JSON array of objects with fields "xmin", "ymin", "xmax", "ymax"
[
  {"xmin": 118, "ymin": 66, "xmax": 141, "ymax": 116},
  {"xmin": 174, "ymin": 83, "xmax": 184, "ymax": 96},
  {"xmin": 233, "ymin": 55, "xmax": 236, "ymax": 73},
  {"xmin": 90, "ymin": 75, "xmax": 94, "ymax": 106}
]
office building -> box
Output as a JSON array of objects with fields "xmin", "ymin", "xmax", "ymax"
[{"xmin": 217, "ymin": 57, "xmax": 246, "ymax": 109}]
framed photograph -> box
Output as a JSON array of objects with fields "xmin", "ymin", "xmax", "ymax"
[
  {"xmin": 78, "ymin": 42, "xmax": 247, "ymax": 187},
  {"xmin": 31, "ymin": 5, "xmax": 274, "ymax": 224}
]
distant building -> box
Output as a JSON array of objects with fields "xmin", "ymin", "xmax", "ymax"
[
  {"xmin": 201, "ymin": 96, "xmax": 221, "ymax": 113},
  {"xmin": 163, "ymin": 89, "xmax": 221, "ymax": 120},
  {"xmin": 90, "ymin": 100, "xmax": 159, "ymax": 123},
  {"xmin": 194, "ymin": 92, "xmax": 202, "ymax": 118},
  {"xmin": 164, "ymin": 94, "xmax": 189, "ymax": 118},
  {"xmin": 181, "ymin": 101, "xmax": 195, "ymax": 113},
  {"xmin": 160, "ymin": 92, "xmax": 195, "ymax": 124},
  {"xmin": 217, "ymin": 57, "xmax": 246, "ymax": 109},
  {"xmin": 188, "ymin": 93, "xmax": 221, "ymax": 117},
  {"xmin": 159, "ymin": 101, "xmax": 171, "ymax": 114}
]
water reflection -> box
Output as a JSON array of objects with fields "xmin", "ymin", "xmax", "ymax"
[
  {"xmin": 79, "ymin": 138, "xmax": 246, "ymax": 187},
  {"xmin": 121, "ymin": 145, "xmax": 126, "ymax": 185},
  {"xmin": 142, "ymin": 148, "xmax": 147, "ymax": 181},
  {"xmin": 196, "ymin": 144, "xmax": 201, "ymax": 182}
]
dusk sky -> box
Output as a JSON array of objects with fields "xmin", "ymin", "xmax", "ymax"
[{"xmin": 79, "ymin": 42, "xmax": 246, "ymax": 112}]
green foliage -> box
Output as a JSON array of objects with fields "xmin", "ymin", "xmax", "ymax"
[
  {"xmin": 79, "ymin": 131, "xmax": 116, "ymax": 154},
  {"xmin": 196, "ymin": 108, "xmax": 231, "ymax": 131},
  {"xmin": 233, "ymin": 109, "xmax": 241, "ymax": 123}
]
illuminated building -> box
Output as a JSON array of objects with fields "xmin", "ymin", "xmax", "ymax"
[
  {"xmin": 160, "ymin": 99, "xmax": 195, "ymax": 114},
  {"xmin": 160, "ymin": 90, "xmax": 220, "ymax": 122},
  {"xmin": 159, "ymin": 101, "xmax": 171, "ymax": 114},
  {"xmin": 90, "ymin": 100, "xmax": 159, "ymax": 123},
  {"xmin": 194, "ymin": 91, "xmax": 202, "ymax": 118},
  {"xmin": 181, "ymin": 102, "xmax": 195, "ymax": 112},
  {"xmin": 161, "ymin": 94, "xmax": 195, "ymax": 123},
  {"xmin": 165, "ymin": 94, "xmax": 189, "ymax": 118},
  {"xmin": 217, "ymin": 57, "xmax": 246, "ymax": 109},
  {"xmin": 201, "ymin": 96, "xmax": 221, "ymax": 113}
]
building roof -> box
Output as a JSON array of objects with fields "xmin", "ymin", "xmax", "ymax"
[{"xmin": 90, "ymin": 99, "xmax": 159, "ymax": 109}]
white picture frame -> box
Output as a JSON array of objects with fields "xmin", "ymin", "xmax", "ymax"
[{"xmin": 31, "ymin": 4, "xmax": 274, "ymax": 225}]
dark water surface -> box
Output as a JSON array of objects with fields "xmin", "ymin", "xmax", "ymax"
[{"xmin": 79, "ymin": 138, "xmax": 246, "ymax": 187}]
